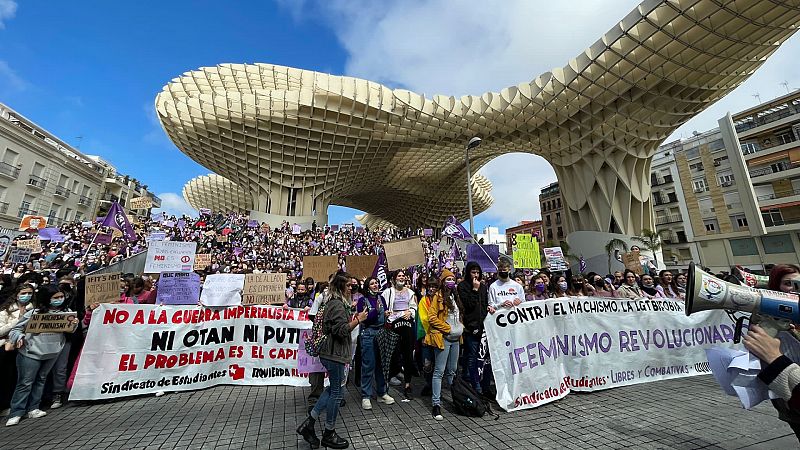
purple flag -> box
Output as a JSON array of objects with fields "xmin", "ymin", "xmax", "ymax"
[
  {"xmin": 177, "ymin": 219, "xmax": 186, "ymax": 231},
  {"xmin": 38, "ymin": 228, "xmax": 60, "ymax": 241},
  {"xmin": 579, "ymin": 256, "xmax": 587, "ymax": 273},
  {"xmin": 100, "ymin": 202, "xmax": 136, "ymax": 241},
  {"xmin": 371, "ymin": 252, "xmax": 390, "ymax": 290},
  {"xmin": 442, "ymin": 216, "xmax": 471, "ymax": 241},
  {"xmin": 466, "ymin": 244, "xmax": 499, "ymax": 273}
]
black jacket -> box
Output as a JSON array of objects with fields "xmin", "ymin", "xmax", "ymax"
[{"xmin": 458, "ymin": 277, "xmax": 488, "ymax": 334}]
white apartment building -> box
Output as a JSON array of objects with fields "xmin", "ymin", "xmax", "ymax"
[
  {"xmin": 0, "ymin": 102, "xmax": 159, "ymax": 229},
  {"xmin": 654, "ymin": 90, "xmax": 800, "ymax": 273},
  {"xmin": 87, "ymin": 156, "xmax": 161, "ymax": 217},
  {"xmin": 476, "ymin": 226, "xmax": 507, "ymax": 248}
]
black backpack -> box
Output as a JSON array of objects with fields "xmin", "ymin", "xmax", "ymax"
[{"xmin": 451, "ymin": 377, "xmax": 487, "ymax": 417}]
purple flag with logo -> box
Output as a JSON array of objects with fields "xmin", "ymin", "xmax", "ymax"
[
  {"xmin": 371, "ymin": 252, "xmax": 390, "ymax": 291},
  {"xmin": 100, "ymin": 202, "xmax": 136, "ymax": 241},
  {"xmin": 466, "ymin": 244, "xmax": 499, "ymax": 273},
  {"xmin": 442, "ymin": 216, "xmax": 471, "ymax": 241},
  {"xmin": 579, "ymin": 256, "xmax": 587, "ymax": 273}
]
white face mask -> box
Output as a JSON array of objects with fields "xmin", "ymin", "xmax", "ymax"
[{"xmin": 395, "ymin": 281, "xmax": 405, "ymax": 289}]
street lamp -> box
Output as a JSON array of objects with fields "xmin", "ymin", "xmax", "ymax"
[{"xmin": 465, "ymin": 136, "xmax": 481, "ymax": 239}]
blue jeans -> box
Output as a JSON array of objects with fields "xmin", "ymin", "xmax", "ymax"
[
  {"xmin": 359, "ymin": 328, "xmax": 387, "ymax": 399},
  {"xmin": 432, "ymin": 339, "xmax": 460, "ymax": 407},
  {"xmin": 311, "ymin": 358, "xmax": 345, "ymax": 431},
  {"xmin": 461, "ymin": 332, "xmax": 482, "ymax": 393},
  {"xmin": 10, "ymin": 354, "xmax": 58, "ymax": 418}
]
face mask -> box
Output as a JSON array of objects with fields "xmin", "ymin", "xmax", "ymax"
[
  {"xmin": 444, "ymin": 280, "xmax": 457, "ymax": 289},
  {"xmin": 18, "ymin": 293, "xmax": 32, "ymax": 304},
  {"xmin": 51, "ymin": 298, "xmax": 64, "ymax": 307},
  {"xmin": 574, "ymin": 282, "xmax": 584, "ymax": 288},
  {"xmin": 536, "ymin": 282, "xmax": 547, "ymax": 292},
  {"xmin": 395, "ymin": 281, "xmax": 405, "ymax": 289},
  {"xmin": 370, "ymin": 289, "xmax": 380, "ymax": 295},
  {"xmin": 678, "ymin": 281, "xmax": 686, "ymax": 288},
  {"xmin": 557, "ymin": 281, "xmax": 568, "ymax": 291},
  {"xmin": 643, "ymin": 282, "xmax": 654, "ymax": 288},
  {"xmin": 498, "ymin": 271, "xmax": 509, "ymax": 279},
  {"xmin": 594, "ymin": 279, "xmax": 605, "ymax": 288}
]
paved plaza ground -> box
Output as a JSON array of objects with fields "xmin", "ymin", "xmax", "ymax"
[{"xmin": 1, "ymin": 375, "xmax": 797, "ymax": 449}]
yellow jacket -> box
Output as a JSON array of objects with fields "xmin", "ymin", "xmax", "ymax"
[{"xmin": 424, "ymin": 291, "xmax": 459, "ymax": 350}]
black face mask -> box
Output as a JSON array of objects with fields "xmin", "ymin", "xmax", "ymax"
[
  {"xmin": 498, "ymin": 271, "xmax": 509, "ymax": 279},
  {"xmin": 594, "ymin": 279, "xmax": 605, "ymax": 288}
]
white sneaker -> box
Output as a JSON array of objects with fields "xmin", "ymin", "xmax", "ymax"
[
  {"xmin": 51, "ymin": 394, "xmax": 63, "ymax": 409},
  {"xmin": 0, "ymin": 408, "xmax": 9, "ymax": 417},
  {"xmin": 377, "ymin": 393, "xmax": 395, "ymax": 405},
  {"xmin": 26, "ymin": 409, "xmax": 46, "ymax": 419},
  {"xmin": 5, "ymin": 416, "xmax": 20, "ymax": 426},
  {"xmin": 154, "ymin": 390, "xmax": 165, "ymax": 397},
  {"xmin": 361, "ymin": 398, "xmax": 372, "ymax": 410}
]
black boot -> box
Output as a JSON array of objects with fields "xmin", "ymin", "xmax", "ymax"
[
  {"xmin": 296, "ymin": 416, "xmax": 320, "ymax": 449},
  {"xmin": 321, "ymin": 429, "xmax": 349, "ymax": 449}
]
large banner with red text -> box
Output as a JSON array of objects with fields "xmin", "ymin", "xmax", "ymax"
[
  {"xmin": 485, "ymin": 297, "xmax": 738, "ymax": 412},
  {"xmin": 70, "ymin": 304, "xmax": 312, "ymax": 400}
]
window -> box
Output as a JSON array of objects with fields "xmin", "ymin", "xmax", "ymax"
[
  {"xmin": 557, "ymin": 227, "xmax": 563, "ymax": 238},
  {"xmin": 31, "ymin": 162, "xmax": 44, "ymax": 177},
  {"xmin": 762, "ymin": 209, "xmax": 784, "ymax": 227},
  {"xmin": 676, "ymin": 231, "xmax": 687, "ymax": 243},
  {"xmin": 556, "ymin": 198, "xmax": 561, "ymax": 208},
  {"xmin": 736, "ymin": 216, "xmax": 748, "ymax": 227},
  {"xmin": 2, "ymin": 148, "xmax": 18, "ymax": 165},
  {"xmin": 690, "ymin": 162, "xmax": 704, "ymax": 171},
  {"xmin": 709, "ymin": 139, "xmax": 725, "ymax": 151},
  {"xmin": 730, "ymin": 238, "xmax": 759, "ymax": 256},
  {"xmin": 287, "ymin": 188, "xmax": 299, "ymax": 216},
  {"xmin": 777, "ymin": 131, "xmax": 795, "ymax": 146},
  {"xmin": 555, "ymin": 212, "xmax": 561, "ymax": 224},
  {"xmin": 741, "ymin": 142, "xmax": 760, "ymax": 155},
  {"xmin": 719, "ymin": 174, "xmax": 735, "ymax": 186},
  {"xmin": 705, "ymin": 222, "xmax": 716, "ymax": 232},
  {"xmin": 64, "ymin": 208, "xmax": 72, "ymax": 221},
  {"xmin": 762, "ymin": 234, "xmax": 795, "ymax": 254},
  {"xmin": 693, "ymin": 179, "xmax": 708, "ymax": 192}
]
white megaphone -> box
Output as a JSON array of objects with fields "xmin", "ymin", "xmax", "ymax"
[{"xmin": 685, "ymin": 262, "xmax": 800, "ymax": 343}]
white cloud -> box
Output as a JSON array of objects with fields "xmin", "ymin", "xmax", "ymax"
[
  {"xmin": 154, "ymin": 192, "xmax": 196, "ymax": 217},
  {"xmin": 0, "ymin": 0, "xmax": 16, "ymax": 29},
  {"xmin": 283, "ymin": 0, "xmax": 800, "ymax": 229}
]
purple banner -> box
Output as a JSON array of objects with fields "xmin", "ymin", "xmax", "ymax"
[
  {"xmin": 442, "ymin": 216, "xmax": 471, "ymax": 241},
  {"xmin": 247, "ymin": 219, "xmax": 259, "ymax": 228},
  {"xmin": 423, "ymin": 228, "xmax": 433, "ymax": 237},
  {"xmin": 466, "ymin": 244, "xmax": 499, "ymax": 273},
  {"xmin": 38, "ymin": 228, "xmax": 60, "ymax": 241},
  {"xmin": 156, "ymin": 272, "xmax": 201, "ymax": 305}
]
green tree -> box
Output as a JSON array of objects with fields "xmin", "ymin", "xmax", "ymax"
[
  {"xmin": 632, "ymin": 229, "xmax": 667, "ymax": 268},
  {"xmin": 604, "ymin": 238, "xmax": 629, "ymax": 273}
]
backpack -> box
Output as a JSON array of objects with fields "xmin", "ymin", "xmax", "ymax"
[
  {"xmin": 304, "ymin": 300, "xmax": 328, "ymax": 357},
  {"xmin": 451, "ymin": 377, "xmax": 487, "ymax": 417}
]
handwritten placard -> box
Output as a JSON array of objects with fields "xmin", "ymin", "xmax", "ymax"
[
  {"xmin": 25, "ymin": 312, "xmax": 78, "ymax": 333},
  {"xmin": 242, "ymin": 272, "xmax": 287, "ymax": 305},
  {"xmin": 85, "ymin": 272, "xmax": 121, "ymax": 304}
]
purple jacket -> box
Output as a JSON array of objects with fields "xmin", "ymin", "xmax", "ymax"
[{"xmin": 357, "ymin": 292, "xmax": 387, "ymax": 328}]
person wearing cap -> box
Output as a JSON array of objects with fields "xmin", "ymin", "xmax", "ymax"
[
  {"xmin": 425, "ymin": 269, "xmax": 464, "ymax": 421},
  {"xmin": 488, "ymin": 258, "xmax": 525, "ymax": 314}
]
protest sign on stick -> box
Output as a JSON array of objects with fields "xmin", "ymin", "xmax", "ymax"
[
  {"xmin": 622, "ymin": 251, "xmax": 643, "ymax": 275},
  {"xmin": 25, "ymin": 312, "xmax": 78, "ymax": 333},
  {"xmin": 302, "ymin": 255, "xmax": 339, "ymax": 282},
  {"xmin": 466, "ymin": 244, "xmax": 499, "ymax": 273},
  {"xmin": 129, "ymin": 197, "xmax": 153, "ymax": 209},
  {"xmin": 242, "ymin": 273, "xmax": 286, "ymax": 305},
  {"xmin": 193, "ymin": 254, "xmax": 211, "ymax": 271},
  {"xmin": 85, "ymin": 272, "xmax": 121, "ymax": 304},
  {"xmin": 383, "ymin": 237, "xmax": 425, "ymax": 270},
  {"xmin": 346, "ymin": 255, "xmax": 378, "ymax": 279}
]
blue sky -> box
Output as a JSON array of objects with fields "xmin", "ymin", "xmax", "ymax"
[{"xmin": 1, "ymin": 0, "xmax": 799, "ymax": 232}]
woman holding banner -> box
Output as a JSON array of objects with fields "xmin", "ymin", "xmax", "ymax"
[
  {"xmin": 297, "ymin": 272, "xmax": 367, "ymax": 449},
  {"xmin": 6, "ymin": 284, "xmax": 76, "ymax": 426},
  {"xmin": 0, "ymin": 283, "xmax": 34, "ymax": 417}
]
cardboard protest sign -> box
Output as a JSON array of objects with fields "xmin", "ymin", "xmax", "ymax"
[
  {"xmin": 346, "ymin": 255, "xmax": 378, "ymax": 279},
  {"xmin": 156, "ymin": 272, "xmax": 201, "ymax": 305},
  {"xmin": 543, "ymin": 247, "xmax": 569, "ymax": 271},
  {"xmin": 622, "ymin": 251, "xmax": 643, "ymax": 275},
  {"xmin": 199, "ymin": 274, "xmax": 244, "ymax": 307},
  {"xmin": 85, "ymin": 272, "xmax": 121, "ymax": 304},
  {"xmin": 217, "ymin": 234, "xmax": 229, "ymax": 243},
  {"xmin": 302, "ymin": 255, "xmax": 339, "ymax": 282},
  {"xmin": 24, "ymin": 312, "xmax": 78, "ymax": 333},
  {"xmin": 16, "ymin": 238, "xmax": 42, "ymax": 254},
  {"xmin": 383, "ymin": 237, "xmax": 425, "ymax": 270},
  {"xmin": 512, "ymin": 234, "xmax": 541, "ymax": 269},
  {"xmin": 193, "ymin": 253, "xmax": 212, "ymax": 271},
  {"xmin": 143, "ymin": 241, "xmax": 197, "ymax": 273},
  {"xmin": 242, "ymin": 272, "xmax": 286, "ymax": 305},
  {"xmin": 466, "ymin": 244, "xmax": 499, "ymax": 273},
  {"xmin": 18, "ymin": 215, "xmax": 47, "ymax": 231},
  {"xmin": 9, "ymin": 248, "xmax": 32, "ymax": 264},
  {"xmin": 129, "ymin": 197, "xmax": 153, "ymax": 209}
]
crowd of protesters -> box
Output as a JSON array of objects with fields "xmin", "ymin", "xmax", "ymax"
[{"xmin": 0, "ymin": 209, "xmax": 788, "ymax": 447}]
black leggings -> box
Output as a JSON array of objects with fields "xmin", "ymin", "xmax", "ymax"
[{"xmin": 392, "ymin": 319, "xmax": 417, "ymax": 384}]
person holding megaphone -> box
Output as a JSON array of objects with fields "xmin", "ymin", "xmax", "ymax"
[{"xmin": 742, "ymin": 264, "xmax": 800, "ymax": 442}]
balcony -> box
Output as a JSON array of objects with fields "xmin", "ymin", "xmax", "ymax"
[
  {"xmin": 693, "ymin": 186, "xmax": 709, "ymax": 193},
  {"xmin": 100, "ymin": 193, "xmax": 119, "ymax": 203},
  {"xmin": 0, "ymin": 202, "xmax": 8, "ymax": 215},
  {"xmin": 54, "ymin": 185, "xmax": 71, "ymax": 199},
  {"xmin": 0, "ymin": 162, "xmax": 20, "ymax": 180},
  {"xmin": 720, "ymin": 180, "xmax": 735, "ymax": 187},
  {"xmin": 656, "ymin": 214, "xmax": 683, "ymax": 225},
  {"xmin": 748, "ymin": 161, "xmax": 800, "ymax": 178},
  {"xmin": 78, "ymin": 195, "xmax": 92, "ymax": 207},
  {"xmin": 736, "ymin": 105, "xmax": 800, "ymax": 133},
  {"xmin": 651, "ymin": 174, "xmax": 674, "ymax": 186},
  {"xmin": 757, "ymin": 188, "xmax": 800, "ymax": 201},
  {"xmin": 27, "ymin": 174, "xmax": 46, "ymax": 189}
]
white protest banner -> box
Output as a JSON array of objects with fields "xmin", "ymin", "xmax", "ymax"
[
  {"xmin": 69, "ymin": 304, "xmax": 313, "ymax": 400},
  {"xmin": 485, "ymin": 297, "xmax": 736, "ymax": 412},
  {"xmin": 242, "ymin": 273, "xmax": 286, "ymax": 305},
  {"xmin": 143, "ymin": 241, "xmax": 197, "ymax": 273},
  {"xmin": 200, "ymin": 274, "xmax": 245, "ymax": 307},
  {"xmin": 85, "ymin": 272, "xmax": 122, "ymax": 304}
]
